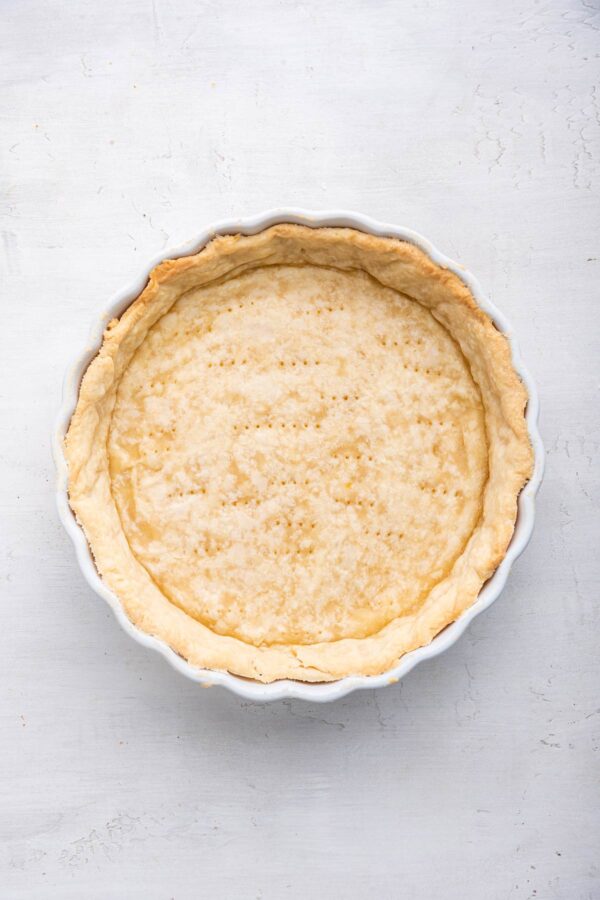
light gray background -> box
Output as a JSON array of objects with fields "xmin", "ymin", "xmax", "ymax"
[{"xmin": 1, "ymin": 1, "xmax": 599, "ymax": 898}]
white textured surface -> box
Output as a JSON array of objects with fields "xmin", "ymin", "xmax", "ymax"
[{"xmin": 1, "ymin": 1, "xmax": 598, "ymax": 897}]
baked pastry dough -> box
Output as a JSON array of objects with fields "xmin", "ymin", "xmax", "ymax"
[{"xmin": 66, "ymin": 225, "xmax": 533, "ymax": 682}]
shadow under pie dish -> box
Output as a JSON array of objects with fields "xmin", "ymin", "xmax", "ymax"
[{"xmin": 64, "ymin": 221, "xmax": 534, "ymax": 684}]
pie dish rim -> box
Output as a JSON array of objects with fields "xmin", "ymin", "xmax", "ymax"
[{"xmin": 53, "ymin": 208, "xmax": 544, "ymax": 703}]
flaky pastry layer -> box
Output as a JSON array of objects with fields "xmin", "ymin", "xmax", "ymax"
[{"xmin": 66, "ymin": 225, "xmax": 533, "ymax": 682}]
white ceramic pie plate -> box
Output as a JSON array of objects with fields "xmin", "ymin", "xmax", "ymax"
[{"xmin": 54, "ymin": 209, "xmax": 543, "ymax": 703}]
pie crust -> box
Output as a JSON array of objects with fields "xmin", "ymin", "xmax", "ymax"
[{"xmin": 65, "ymin": 225, "xmax": 533, "ymax": 682}]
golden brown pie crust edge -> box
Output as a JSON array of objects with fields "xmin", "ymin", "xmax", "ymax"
[{"xmin": 65, "ymin": 224, "xmax": 534, "ymax": 683}]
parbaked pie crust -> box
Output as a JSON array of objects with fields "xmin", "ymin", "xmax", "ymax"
[{"xmin": 66, "ymin": 225, "xmax": 533, "ymax": 682}]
